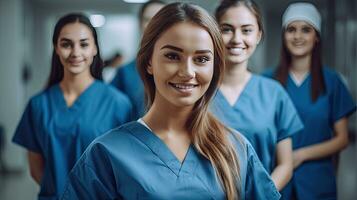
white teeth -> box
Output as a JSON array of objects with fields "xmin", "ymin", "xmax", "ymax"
[
  {"xmin": 229, "ymin": 47, "xmax": 243, "ymax": 54},
  {"xmin": 172, "ymin": 83, "xmax": 195, "ymax": 89}
]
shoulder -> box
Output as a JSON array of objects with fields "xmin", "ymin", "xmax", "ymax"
[
  {"xmin": 322, "ymin": 67, "xmax": 348, "ymax": 89},
  {"xmin": 95, "ymin": 81, "xmax": 131, "ymax": 104},
  {"xmin": 92, "ymin": 122, "xmax": 143, "ymax": 146},
  {"xmin": 117, "ymin": 60, "xmax": 137, "ymax": 74},
  {"xmin": 322, "ymin": 67, "xmax": 340, "ymax": 80},
  {"xmin": 253, "ymin": 74, "xmax": 286, "ymax": 94},
  {"xmin": 322, "ymin": 67, "xmax": 346, "ymax": 84},
  {"xmin": 261, "ymin": 67, "xmax": 276, "ymax": 78},
  {"xmin": 27, "ymin": 86, "xmax": 56, "ymax": 109}
]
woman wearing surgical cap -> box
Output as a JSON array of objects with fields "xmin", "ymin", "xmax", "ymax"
[{"xmin": 264, "ymin": 2, "xmax": 356, "ymax": 199}]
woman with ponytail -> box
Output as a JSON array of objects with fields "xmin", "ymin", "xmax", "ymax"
[{"xmin": 62, "ymin": 3, "xmax": 279, "ymax": 200}]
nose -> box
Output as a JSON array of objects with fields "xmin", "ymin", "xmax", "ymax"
[
  {"xmin": 178, "ymin": 59, "xmax": 195, "ymax": 79},
  {"xmin": 231, "ymin": 31, "xmax": 243, "ymax": 44},
  {"xmin": 70, "ymin": 44, "xmax": 80, "ymax": 57},
  {"xmin": 293, "ymin": 30, "xmax": 302, "ymax": 39}
]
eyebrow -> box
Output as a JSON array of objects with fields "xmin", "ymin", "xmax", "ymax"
[
  {"xmin": 221, "ymin": 23, "xmax": 254, "ymax": 28},
  {"xmin": 59, "ymin": 38, "xmax": 89, "ymax": 42},
  {"xmin": 220, "ymin": 23, "xmax": 234, "ymax": 28},
  {"xmin": 160, "ymin": 44, "xmax": 213, "ymax": 55},
  {"xmin": 160, "ymin": 45, "xmax": 183, "ymax": 52}
]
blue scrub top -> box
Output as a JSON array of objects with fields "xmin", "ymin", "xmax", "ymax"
[
  {"xmin": 111, "ymin": 60, "xmax": 145, "ymax": 119},
  {"xmin": 264, "ymin": 67, "xmax": 356, "ymax": 199},
  {"xmin": 61, "ymin": 121, "xmax": 281, "ymax": 200},
  {"xmin": 12, "ymin": 80, "xmax": 133, "ymax": 199},
  {"xmin": 212, "ymin": 74, "xmax": 303, "ymax": 173}
]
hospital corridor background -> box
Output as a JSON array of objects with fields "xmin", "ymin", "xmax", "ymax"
[{"xmin": 0, "ymin": 0, "xmax": 356, "ymax": 199}]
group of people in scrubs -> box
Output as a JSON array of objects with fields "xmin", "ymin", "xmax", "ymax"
[{"xmin": 12, "ymin": 0, "xmax": 356, "ymax": 200}]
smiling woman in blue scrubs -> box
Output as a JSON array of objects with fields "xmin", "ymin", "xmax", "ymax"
[
  {"xmin": 212, "ymin": 0, "xmax": 303, "ymax": 191},
  {"xmin": 61, "ymin": 3, "xmax": 280, "ymax": 200},
  {"xmin": 264, "ymin": 2, "xmax": 356, "ymax": 199},
  {"xmin": 12, "ymin": 13, "xmax": 132, "ymax": 199}
]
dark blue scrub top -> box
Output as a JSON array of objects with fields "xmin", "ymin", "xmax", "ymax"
[{"xmin": 263, "ymin": 67, "xmax": 356, "ymax": 199}]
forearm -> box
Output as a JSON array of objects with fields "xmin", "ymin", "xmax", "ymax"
[
  {"xmin": 28, "ymin": 151, "xmax": 44, "ymax": 185},
  {"xmin": 272, "ymin": 138, "xmax": 293, "ymax": 191},
  {"xmin": 271, "ymin": 163, "xmax": 293, "ymax": 191},
  {"xmin": 30, "ymin": 168, "xmax": 43, "ymax": 184},
  {"xmin": 296, "ymin": 136, "xmax": 348, "ymax": 162}
]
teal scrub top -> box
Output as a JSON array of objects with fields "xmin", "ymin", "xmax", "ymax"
[
  {"xmin": 61, "ymin": 121, "xmax": 281, "ymax": 200},
  {"xmin": 212, "ymin": 74, "xmax": 303, "ymax": 173},
  {"xmin": 264, "ymin": 67, "xmax": 356, "ymax": 200},
  {"xmin": 12, "ymin": 81, "xmax": 133, "ymax": 199}
]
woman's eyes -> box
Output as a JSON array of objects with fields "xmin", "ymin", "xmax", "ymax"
[
  {"xmin": 59, "ymin": 42, "xmax": 89, "ymax": 48},
  {"xmin": 220, "ymin": 26, "xmax": 233, "ymax": 33},
  {"xmin": 60, "ymin": 42, "xmax": 71, "ymax": 48},
  {"xmin": 242, "ymin": 29, "xmax": 253, "ymax": 34},
  {"xmin": 80, "ymin": 43, "xmax": 89, "ymax": 48},
  {"xmin": 163, "ymin": 53, "xmax": 211, "ymax": 64},
  {"xmin": 164, "ymin": 52, "xmax": 180, "ymax": 60},
  {"xmin": 194, "ymin": 56, "xmax": 211, "ymax": 64},
  {"xmin": 286, "ymin": 26, "xmax": 313, "ymax": 33},
  {"xmin": 302, "ymin": 27, "xmax": 312, "ymax": 33},
  {"xmin": 286, "ymin": 27, "xmax": 296, "ymax": 33}
]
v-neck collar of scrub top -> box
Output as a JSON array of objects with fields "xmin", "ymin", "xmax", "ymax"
[
  {"xmin": 126, "ymin": 121, "xmax": 199, "ymax": 178},
  {"xmin": 289, "ymin": 71, "xmax": 310, "ymax": 88},
  {"xmin": 217, "ymin": 74, "xmax": 255, "ymax": 108},
  {"xmin": 54, "ymin": 80, "xmax": 99, "ymax": 111}
]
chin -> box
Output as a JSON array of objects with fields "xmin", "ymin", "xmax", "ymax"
[
  {"xmin": 67, "ymin": 66, "xmax": 87, "ymax": 75},
  {"xmin": 290, "ymin": 51, "xmax": 310, "ymax": 57},
  {"xmin": 170, "ymin": 97, "xmax": 200, "ymax": 108}
]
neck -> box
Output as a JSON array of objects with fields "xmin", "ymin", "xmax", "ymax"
[
  {"xmin": 143, "ymin": 96, "xmax": 193, "ymax": 136},
  {"xmin": 60, "ymin": 71, "xmax": 94, "ymax": 96},
  {"xmin": 290, "ymin": 54, "xmax": 311, "ymax": 74},
  {"xmin": 222, "ymin": 61, "xmax": 251, "ymax": 87}
]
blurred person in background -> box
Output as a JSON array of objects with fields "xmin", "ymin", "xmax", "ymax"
[
  {"xmin": 111, "ymin": 0, "xmax": 166, "ymax": 119},
  {"xmin": 264, "ymin": 2, "xmax": 356, "ymax": 199},
  {"xmin": 102, "ymin": 51, "xmax": 124, "ymax": 83},
  {"xmin": 12, "ymin": 13, "xmax": 132, "ymax": 199},
  {"xmin": 212, "ymin": 0, "xmax": 303, "ymax": 191}
]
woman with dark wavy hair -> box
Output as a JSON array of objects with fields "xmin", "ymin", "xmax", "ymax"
[
  {"xmin": 265, "ymin": 2, "xmax": 356, "ymax": 199},
  {"xmin": 12, "ymin": 13, "xmax": 132, "ymax": 199},
  {"xmin": 61, "ymin": 3, "xmax": 279, "ymax": 200}
]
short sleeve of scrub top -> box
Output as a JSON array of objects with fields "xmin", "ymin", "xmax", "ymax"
[
  {"xmin": 12, "ymin": 99, "xmax": 42, "ymax": 153},
  {"xmin": 330, "ymin": 73, "xmax": 356, "ymax": 122}
]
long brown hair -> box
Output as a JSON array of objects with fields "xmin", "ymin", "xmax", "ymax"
[
  {"xmin": 275, "ymin": 29, "xmax": 325, "ymax": 101},
  {"xmin": 47, "ymin": 13, "xmax": 103, "ymax": 88},
  {"xmin": 137, "ymin": 3, "xmax": 241, "ymax": 199}
]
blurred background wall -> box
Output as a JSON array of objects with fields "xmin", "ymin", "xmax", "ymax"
[{"xmin": 0, "ymin": 0, "xmax": 355, "ymax": 199}]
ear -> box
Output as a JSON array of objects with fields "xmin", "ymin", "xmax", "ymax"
[
  {"xmin": 256, "ymin": 31, "xmax": 262, "ymax": 45},
  {"xmin": 146, "ymin": 60, "xmax": 153, "ymax": 75}
]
